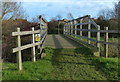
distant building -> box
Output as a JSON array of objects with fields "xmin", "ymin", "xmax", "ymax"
[{"xmin": 58, "ymin": 19, "xmax": 68, "ymax": 24}]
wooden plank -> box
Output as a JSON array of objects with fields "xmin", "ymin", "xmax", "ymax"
[
  {"xmin": 41, "ymin": 30, "xmax": 46, "ymax": 36},
  {"xmin": 65, "ymin": 31, "xmax": 98, "ymax": 42},
  {"xmin": 12, "ymin": 30, "xmax": 40, "ymax": 36},
  {"xmin": 13, "ymin": 41, "xmax": 41, "ymax": 53},
  {"xmin": 76, "ymin": 15, "xmax": 90, "ymax": 21},
  {"xmin": 41, "ymin": 28, "xmax": 47, "ymax": 30},
  {"xmin": 64, "ymin": 22, "xmax": 92, "ymax": 27},
  {"xmin": 17, "ymin": 28, "xmax": 22, "ymax": 71},
  {"xmin": 41, "ymin": 33, "xmax": 47, "ymax": 45},
  {"xmin": 40, "ymin": 22, "xmax": 47, "ymax": 27},
  {"xmin": 98, "ymin": 30, "xmax": 120, "ymax": 33},
  {"xmin": 38, "ymin": 31, "xmax": 47, "ymax": 54},
  {"xmin": 65, "ymin": 34, "xmax": 99, "ymax": 51},
  {"xmin": 41, "ymin": 32, "xmax": 47, "ymax": 42}
]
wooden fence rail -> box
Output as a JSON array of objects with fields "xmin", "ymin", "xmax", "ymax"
[
  {"xmin": 64, "ymin": 28, "xmax": 120, "ymax": 33},
  {"xmin": 12, "ymin": 16, "xmax": 47, "ymax": 70},
  {"xmin": 63, "ymin": 15, "xmax": 120, "ymax": 58}
]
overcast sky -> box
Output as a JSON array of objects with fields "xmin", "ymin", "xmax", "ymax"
[{"xmin": 20, "ymin": 0, "xmax": 119, "ymax": 21}]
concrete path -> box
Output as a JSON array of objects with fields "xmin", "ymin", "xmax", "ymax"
[{"xmin": 44, "ymin": 35, "xmax": 82, "ymax": 48}]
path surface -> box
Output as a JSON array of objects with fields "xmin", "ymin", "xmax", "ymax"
[
  {"xmin": 44, "ymin": 48, "xmax": 107, "ymax": 80},
  {"xmin": 44, "ymin": 35, "xmax": 82, "ymax": 48}
]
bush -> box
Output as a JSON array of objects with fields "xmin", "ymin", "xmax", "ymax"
[{"xmin": 2, "ymin": 19, "xmax": 39, "ymax": 62}]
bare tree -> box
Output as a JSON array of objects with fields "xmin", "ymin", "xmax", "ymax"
[
  {"xmin": 2, "ymin": 1, "xmax": 26, "ymax": 20},
  {"xmin": 114, "ymin": 1, "xmax": 120, "ymax": 18},
  {"xmin": 56, "ymin": 14, "xmax": 62, "ymax": 34},
  {"xmin": 98, "ymin": 8, "xmax": 114, "ymax": 20},
  {"xmin": 97, "ymin": 1, "xmax": 120, "ymax": 30},
  {"xmin": 98, "ymin": 1, "xmax": 120, "ymax": 20},
  {"xmin": 67, "ymin": 12, "xmax": 74, "ymax": 20},
  {"xmin": 31, "ymin": 16, "xmax": 39, "ymax": 23},
  {"xmin": 56, "ymin": 14, "xmax": 62, "ymax": 20}
]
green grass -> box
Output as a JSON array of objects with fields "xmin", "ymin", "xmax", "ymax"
[
  {"xmin": 2, "ymin": 59, "xmax": 53, "ymax": 80},
  {"xmin": 90, "ymin": 57, "xmax": 118, "ymax": 80},
  {"xmin": 2, "ymin": 47, "xmax": 118, "ymax": 80}
]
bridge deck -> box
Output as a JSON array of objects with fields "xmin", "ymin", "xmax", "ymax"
[{"xmin": 44, "ymin": 35, "xmax": 82, "ymax": 48}]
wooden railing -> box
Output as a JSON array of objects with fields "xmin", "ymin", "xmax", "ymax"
[
  {"xmin": 63, "ymin": 15, "xmax": 120, "ymax": 58},
  {"xmin": 12, "ymin": 16, "xmax": 47, "ymax": 70}
]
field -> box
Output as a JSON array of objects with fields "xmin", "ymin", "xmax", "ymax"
[{"xmin": 2, "ymin": 47, "xmax": 118, "ymax": 80}]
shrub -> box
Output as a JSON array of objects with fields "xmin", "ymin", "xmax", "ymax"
[{"xmin": 2, "ymin": 19, "xmax": 39, "ymax": 62}]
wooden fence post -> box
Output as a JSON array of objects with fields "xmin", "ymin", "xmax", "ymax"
[
  {"xmin": 32, "ymin": 27, "xmax": 36, "ymax": 62},
  {"xmin": 88, "ymin": 19, "xmax": 91, "ymax": 44},
  {"xmin": 74, "ymin": 20, "xmax": 77, "ymax": 38},
  {"xmin": 65, "ymin": 24, "xmax": 67, "ymax": 35},
  {"xmin": 58, "ymin": 23, "xmax": 60, "ymax": 34},
  {"xmin": 104, "ymin": 27, "xmax": 108, "ymax": 58},
  {"xmin": 80, "ymin": 19, "xmax": 83, "ymax": 40},
  {"xmin": 65, "ymin": 26, "xmax": 66, "ymax": 35},
  {"xmin": 67, "ymin": 23, "xmax": 69, "ymax": 35},
  {"xmin": 40, "ymin": 30, "xmax": 42, "ymax": 55},
  {"xmin": 63, "ymin": 26, "xmax": 65, "ymax": 34},
  {"xmin": 71, "ymin": 21, "xmax": 73, "ymax": 36},
  {"xmin": 97, "ymin": 25, "xmax": 100, "ymax": 56},
  {"xmin": 69, "ymin": 22, "xmax": 70, "ymax": 35},
  {"xmin": 63, "ymin": 23, "xmax": 66, "ymax": 35},
  {"xmin": 65, "ymin": 23, "xmax": 67, "ymax": 35},
  {"xmin": 17, "ymin": 28, "xmax": 22, "ymax": 71}
]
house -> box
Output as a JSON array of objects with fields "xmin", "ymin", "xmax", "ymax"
[{"xmin": 58, "ymin": 19, "xmax": 68, "ymax": 24}]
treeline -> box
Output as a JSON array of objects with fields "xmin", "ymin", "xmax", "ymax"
[{"xmin": 48, "ymin": 20, "xmax": 64, "ymax": 34}]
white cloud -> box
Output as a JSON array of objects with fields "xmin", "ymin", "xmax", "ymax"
[{"xmin": 20, "ymin": 0, "xmax": 119, "ymax": 21}]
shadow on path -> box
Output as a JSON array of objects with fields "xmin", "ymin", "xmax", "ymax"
[
  {"xmin": 52, "ymin": 35, "xmax": 64, "ymax": 65},
  {"xmin": 60, "ymin": 35, "xmax": 83, "ymax": 47},
  {"xmin": 45, "ymin": 35, "xmax": 83, "ymax": 48},
  {"xmin": 50, "ymin": 35, "xmax": 94, "ymax": 66},
  {"xmin": 52, "ymin": 35, "xmax": 63, "ymax": 48}
]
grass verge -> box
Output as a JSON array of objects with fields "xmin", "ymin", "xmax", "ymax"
[{"xmin": 2, "ymin": 47, "xmax": 118, "ymax": 80}]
